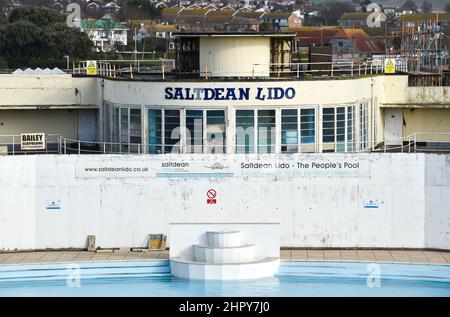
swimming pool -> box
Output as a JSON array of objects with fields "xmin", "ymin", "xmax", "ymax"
[{"xmin": 0, "ymin": 260, "xmax": 449, "ymax": 297}]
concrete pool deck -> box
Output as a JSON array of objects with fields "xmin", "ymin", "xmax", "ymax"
[{"xmin": 0, "ymin": 249, "xmax": 449, "ymax": 265}]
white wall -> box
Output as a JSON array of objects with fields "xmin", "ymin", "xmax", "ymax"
[
  {"xmin": 199, "ymin": 37, "xmax": 271, "ymax": 77},
  {"xmin": 0, "ymin": 153, "xmax": 448, "ymax": 251},
  {"xmin": 0, "ymin": 75, "xmax": 100, "ymax": 108}
]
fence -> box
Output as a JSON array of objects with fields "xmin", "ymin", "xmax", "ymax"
[
  {"xmin": 1, "ymin": 133, "xmax": 449, "ymax": 156},
  {"xmin": 67, "ymin": 58, "xmax": 408, "ymax": 80}
]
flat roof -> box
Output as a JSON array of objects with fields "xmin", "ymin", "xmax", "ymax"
[{"xmin": 172, "ymin": 31, "xmax": 296, "ymax": 38}]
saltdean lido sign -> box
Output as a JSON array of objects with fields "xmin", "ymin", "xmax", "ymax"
[
  {"xmin": 76, "ymin": 158, "xmax": 369, "ymax": 179},
  {"xmin": 165, "ymin": 87, "xmax": 296, "ymax": 101}
]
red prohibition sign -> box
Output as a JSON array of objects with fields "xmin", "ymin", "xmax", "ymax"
[{"xmin": 207, "ymin": 189, "xmax": 217, "ymax": 199}]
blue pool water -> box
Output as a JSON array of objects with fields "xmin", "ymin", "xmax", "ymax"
[{"xmin": 0, "ymin": 260, "xmax": 449, "ymax": 297}]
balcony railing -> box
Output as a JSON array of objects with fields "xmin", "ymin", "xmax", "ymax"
[{"xmin": 1, "ymin": 133, "xmax": 449, "ymax": 156}]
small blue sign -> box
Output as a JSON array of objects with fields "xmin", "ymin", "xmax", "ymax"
[
  {"xmin": 46, "ymin": 200, "xmax": 61, "ymax": 211},
  {"xmin": 363, "ymin": 200, "xmax": 380, "ymax": 209}
]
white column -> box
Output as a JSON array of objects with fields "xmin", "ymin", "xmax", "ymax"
[{"xmin": 226, "ymin": 105, "xmax": 236, "ymax": 154}]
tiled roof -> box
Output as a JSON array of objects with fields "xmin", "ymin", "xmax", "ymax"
[
  {"xmin": 296, "ymin": 27, "xmax": 341, "ymax": 46},
  {"xmin": 80, "ymin": 19, "xmax": 128, "ymax": 30},
  {"xmin": 234, "ymin": 11, "xmax": 265, "ymax": 19},
  {"xmin": 399, "ymin": 13, "xmax": 450, "ymax": 22},
  {"xmin": 263, "ymin": 12, "xmax": 292, "ymax": 19},
  {"xmin": 333, "ymin": 28, "xmax": 383, "ymax": 53},
  {"xmin": 338, "ymin": 12, "xmax": 370, "ymax": 22}
]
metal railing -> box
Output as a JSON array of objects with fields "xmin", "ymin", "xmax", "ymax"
[
  {"xmin": 254, "ymin": 59, "xmax": 408, "ymax": 79},
  {"xmin": 1, "ymin": 133, "xmax": 450, "ymax": 156},
  {"xmin": 67, "ymin": 58, "xmax": 409, "ymax": 80},
  {"xmin": 72, "ymin": 59, "xmax": 176, "ymax": 79}
]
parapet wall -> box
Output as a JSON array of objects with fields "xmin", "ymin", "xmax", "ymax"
[{"xmin": 0, "ymin": 153, "xmax": 448, "ymax": 251}]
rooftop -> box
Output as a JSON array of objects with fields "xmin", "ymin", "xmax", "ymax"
[
  {"xmin": 338, "ymin": 12, "xmax": 370, "ymax": 21},
  {"xmin": 399, "ymin": 13, "xmax": 450, "ymax": 22},
  {"xmin": 172, "ymin": 31, "xmax": 296, "ymax": 38},
  {"xmin": 80, "ymin": 19, "xmax": 129, "ymax": 30}
]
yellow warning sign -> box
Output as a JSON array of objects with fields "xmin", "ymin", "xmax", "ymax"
[
  {"xmin": 86, "ymin": 60, "xmax": 97, "ymax": 75},
  {"xmin": 384, "ymin": 59, "xmax": 396, "ymax": 74}
]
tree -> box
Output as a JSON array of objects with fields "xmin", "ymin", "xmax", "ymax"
[
  {"xmin": 401, "ymin": 0, "xmax": 418, "ymax": 12},
  {"xmin": 320, "ymin": 1, "xmax": 356, "ymax": 26},
  {"xmin": 259, "ymin": 22, "xmax": 272, "ymax": 31},
  {"xmin": 421, "ymin": 0, "xmax": 433, "ymax": 13},
  {"xmin": 0, "ymin": 7, "xmax": 94, "ymax": 68}
]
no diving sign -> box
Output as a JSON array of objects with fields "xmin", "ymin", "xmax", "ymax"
[{"xmin": 207, "ymin": 189, "xmax": 217, "ymax": 204}]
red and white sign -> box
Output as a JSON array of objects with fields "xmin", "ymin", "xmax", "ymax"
[{"xmin": 207, "ymin": 189, "xmax": 217, "ymax": 204}]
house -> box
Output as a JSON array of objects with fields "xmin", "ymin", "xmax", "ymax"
[
  {"xmin": 261, "ymin": 12, "xmax": 302, "ymax": 31},
  {"xmin": 337, "ymin": 12, "xmax": 370, "ymax": 27},
  {"xmin": 80, "ymin": 17, "xmax": 129, "ymax": 52},
  {"xmin": 87, "ymin": 2, "xmax": 101, "ymax": 11},
  {"xmin": 148, "ymin": 24, "xmax": 178, "ymax": 51},
  {"xmin": 296, "ymin": 26, "xmax": 341, "ymax": 49},
  {"xmin": 330, "ymin": 28, "xmax": 384, "ymax": 62},
  {"xmin": 102, "ymin": 1, "xmax": 121, "ymax": 13},
  {"xmin": 155, "ymin": 2, "xmax": 168, "ymax": 8},
  {"xmin": 161, "ymin": 7, "xmax": 185, "ymax": 24}
]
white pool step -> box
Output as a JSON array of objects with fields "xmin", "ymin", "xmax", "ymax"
[{"xmin": 193, "ymin": 244, "xmax": 256, "ymax": 264}]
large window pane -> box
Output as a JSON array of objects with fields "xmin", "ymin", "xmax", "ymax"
[
  {"xmin": 281, "ymin": 109, "xmax": 298, "ymax": 153},
  {"xmin": 257, "ymin": 110, "xmax": 275, "ymax": 153},
  {"xmin": 360, "ymin": 102, "xmax": 368, "ymax": 150},
  {"xmin": 236, "ymin": 110, "xmax": 255, "ymax": 154},
  {"xmin": 148, "ymin": 109, "xmax": 162, "ymax": 154},
  {"xmin": 336, "ymin": 107, "xmax": 345, "ymax": 152},
  {"xmin": 206, "ymin": 110, "xmax": 226, "ymax": 154},
  {"xmin": 322, "ymin": 108, "xmax": 335, "ymax": 143},
  {"xmin": 186, "ymin": 110, "xmax": 203, "ymax": 153},
  {"xmin": 120, "ymin": 108, "xmax": 129, "ymax": 152},
  {"xmin": 164, "ymin": 109, "xmax": 180, "ymax": 153},
  {"xmin": 347, "ymin": 106, "xmax": 354, "ymax": 152},
  {"xmin": 300, "ymin": 108, "xmax": 315, "ymax": 144},
  {"xmin": 130, "ymin": 109, "xmax": 141, "ymax": 143}
]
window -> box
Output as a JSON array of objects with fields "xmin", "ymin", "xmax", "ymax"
[
  {"xmin": 148, "ymin": 108, "xmax": 225, "ymax": 154},
  {"xmin": 236, "ymin": 110, "xmax": 255, "ymax": 154},
  {"xmin": 111, "ymin": 106, "xmax": 142, "ymax": 153},
  {"xmin": 336, "ymin": 107, "xmax": 345, "ymax": 152},
  {"xmin": 148, "ymin": 109, "xmax": 162, "ymax": 154},
  {"xmin": 235, "ymin": 109, "xmax": 276, "ymax": 154},
  {"xmin": 206, "ymin": 110, "xmax": 226, "ymax": 154},
  {"xmin": 186, "ymin": 110, "xmax": 203, "ymax": 153},
  {"xmin": 322, "ymin": 108, "xmax": 335, "ymax": 143},
  {"xmin": 347, "ymin": 105, "xmax": 355, "ymax": 152},
  {"xmin": 322, "ymin": 106, "xmax": 355, "ymax": 153},
  {"xmin": 281, "ymin": 109, "xmax": 298, "ymax": 153},
  {"xmin": 300, "ymin": 108, "xmax": 315, "ymax": 144},
  {"xmin": 257, "ymin": 110, "xmax": 276, "ymax": 153},
  {"xmin": 360, "ymin": 102, "xmax": 369, "ymax": 150},
  {"xmin": 164, "ymin": 110, "xmax": 181, "ymax": 153}
]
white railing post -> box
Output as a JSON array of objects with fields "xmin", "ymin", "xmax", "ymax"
[
  {"xmin": 407, "ymin": 136, "xmax": 410, "ymax": 153},
  {"xmin": 78, "ymin": 141, "xmax": 81, "ymax": 154},
  {"xmin": 64, "ymin": 138, "xmax": 67, "ymax": 154}
]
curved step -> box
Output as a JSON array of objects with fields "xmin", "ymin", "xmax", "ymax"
[
  {"xmin": 170, "ymin": 257, "xmax": 280, "ymax": 280},
  {"xmin": 193, "ymin": 244, "xmax": 255, "ymax": 264},
  {"xmin": 207, "ymin": 231, "xmax": 241, "ymax": 248}
]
